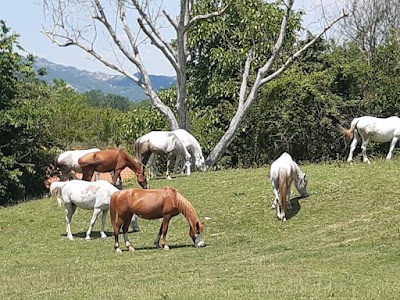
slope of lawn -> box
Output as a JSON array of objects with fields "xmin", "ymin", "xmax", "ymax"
[{"xmin": 1, "ymin": 159, "xmax": 399, "ymax": 299}]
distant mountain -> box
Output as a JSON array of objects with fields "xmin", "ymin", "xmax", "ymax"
[{"xmin": 34, "ymin": 58, "xmax": 176, "ymax": 101}]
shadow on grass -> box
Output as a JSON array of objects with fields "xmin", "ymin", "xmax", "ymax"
[
  {"xmin": 116, "ymin": 243, "xmax": 198, "ymax": 252},
  {"xmin": 61, "ymin": 230, "xmax": 140, "ymax": 240},
  {"xmin": 285, "ymin": 196, "xmax": 303, "ymax": 220}
]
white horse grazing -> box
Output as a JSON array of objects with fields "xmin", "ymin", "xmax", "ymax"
[
  {"xmin": 50, "ymin": 180, "xmax": 139, "ymax": 240},
  {"xmin": 270, "ymin": 152, "xmax": 308, "ymax": 222},
  {"xmin": 135, "ymin": 131, "xmax": 191, "ymax": 179},
  {"xmin": 340, "ymin": 116, "xmax": 400, "ymax": 163},
  {"xmin": 54, "ymin": 148, "xmax": 101, "ymax": 181},
  {"xmin": 172, "ymin": 129, "xmax": 207, "ymax": 172}
]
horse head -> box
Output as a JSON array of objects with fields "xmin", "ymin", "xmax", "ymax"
[
  {"xmin": 296, "ymin": 173, "xmax": 309, "ymax": 198},
  {"xmin": 189, "ymin": 220, "xmax": 206, "ymax": 248},
  {"xmin": 195, "ymin": 154, "xmax": 206, "ymax": 172},
  {"xmin": 136, "ymin": 164, "xmax": 148, "ymax": 189}
]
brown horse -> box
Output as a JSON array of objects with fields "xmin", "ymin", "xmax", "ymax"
[
  {"xmin": 78, "ymin": 148, "xmax": 147, "ymax": 189},
  {"xmin": 110, "ymin": 187, "xmax": 205, "ymax": 252}
]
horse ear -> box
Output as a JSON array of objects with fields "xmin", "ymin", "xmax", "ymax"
[{"xmin": 196, "ymin": 221, "xmax": 201, "ymax": 232}]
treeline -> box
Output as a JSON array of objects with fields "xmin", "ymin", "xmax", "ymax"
[{"xmin": 1, "ymin": 17, "xmax": 400, "ymax": 204}]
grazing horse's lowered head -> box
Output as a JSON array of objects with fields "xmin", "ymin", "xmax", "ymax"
[{"xmin": 270, "ymin": 152, "xmax": 308, "ymax": 222}]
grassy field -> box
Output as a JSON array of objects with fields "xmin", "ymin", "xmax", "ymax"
[{"xmin": 1, "ymin": 159, "xmax": 400, "ymax": 299}]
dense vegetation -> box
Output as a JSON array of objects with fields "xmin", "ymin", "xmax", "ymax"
[{"xmin": 1, "ymin": 0, "xmax": 400, "ymax": 204}]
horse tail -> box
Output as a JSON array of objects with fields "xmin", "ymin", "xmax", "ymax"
[
  {"xmin": 110, "ymin": 191, "xmax": 120, "ymax": 229},
  {"xmin": 134, "ymin": 137, "xmax": 142, "ymax": 161},
  {"xmin": 53, "ymin": 155, "xmax": 60, "ymax": 169},
  {"xmin": 278, "ymin": 170, "xmax": 289, "ymax": 221},
  {"xmin": 339, "ymin": 118, "xmax": 360, "ymax": 139},
  {"xmin": 50, "ymin": 182, "xmax": 66, "ymax": 206},
  {"xmin": 170, "ymin": 133, "xmax": 191, "ymax": 161}
]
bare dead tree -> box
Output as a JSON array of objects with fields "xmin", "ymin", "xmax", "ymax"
[
  {"xmin": 339, "ymin": 0, "xmax": 400, "ymax": 62},
  {"xmin": 42, "ymin": 0, "xmax": 347, "ymax": 166},
  {"xmin": 42, "ymin": 0, "xmax": 228, "ymax": 131}
]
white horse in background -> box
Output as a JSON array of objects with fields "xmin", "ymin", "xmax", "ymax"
[
  {"xmin": 270, "ymin": 152, "xmax": 308, "ymax": 222},
  {"xmin": 54, "ymin": 148, "xmax": 101, "ymax": 181},
  {"xmin": 50, "ymin": 180, "xmax": 140, "ymax": 240},
  {"xmin": 135, "ymin": 131, "xmax": 192, "ymax": 179},
  {"xmin": 340, "ymin": 116, "xmax": 400, "ymax": 163}
]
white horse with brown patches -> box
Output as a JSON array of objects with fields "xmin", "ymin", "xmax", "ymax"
[
  {"xmin": 270, "ymin": 152, "xmax": 308, "ymax": 222},
  {"xmin": 50, "ymin": 180, "xmax": 139, "ymax": 240},
  {"xmin": 340, "ymin": 116, "xmax": 400, "ymax": 163}
]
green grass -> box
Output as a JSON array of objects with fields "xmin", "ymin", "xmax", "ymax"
[{"xmin": 1, "ymin": 159, "xmax": 400, "ymax": 299}]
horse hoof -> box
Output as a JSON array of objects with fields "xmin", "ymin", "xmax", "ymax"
[
  {"xmin": 128, "ymin": 246, "xmax": 135, "ymax": 252},
  {"xmin": 85, "ymin": 236, "xmax": 91, "ymax": 241},
  {"xmin": 67, "ymin": 236, "xmax": 74, "ymax": 241},
  {"xmin": 115, "ymin": 248, "xmax": 122, "ymax": 254},
  {"xmin": 100, "ymin": 233, "xmax": 107, "ymax": 239},
  {"xmin": 166, "ymin": 176, "xmax": 172, "ymax": 180},
  {"xmin": 163, "ymin": 245, "xmax": 170, "ymax": 250}
]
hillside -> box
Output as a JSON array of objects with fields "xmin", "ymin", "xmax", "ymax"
[
  {"xmin": 1, "ymin": 161, "xmax": 399, "ymax": 299},
  {"xmin": 34, "ymin": 58, "xmax": 176, "ymax": 101}
]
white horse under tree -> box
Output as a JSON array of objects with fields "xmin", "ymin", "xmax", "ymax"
[
  {"xmin": 50, "ymin": 180, "xmax": 139, "ymax": 240},
  {"xmin": 270, "ymin": 152, "xmax": 309, "ymax": 222},
  {"xmin": 135, "ymin": 131, "xmax": 192, "ymax": 179},
  {"xmin": 340, "ymin": 116, "xmax": 400, "ymax": 163}
]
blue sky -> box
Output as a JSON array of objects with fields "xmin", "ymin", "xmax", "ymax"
[{"xmin": 0, "ymin": 0, "xmax": 343, "ymax": 76}]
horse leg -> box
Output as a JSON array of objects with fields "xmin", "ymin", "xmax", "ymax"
[
  {"xmin": 113, "ymin": 216, "xmax": 124, "ymax": 253},
  {"xmin": 111, "ymin": 169, "xmax": 123, "ymax": 186},
  {"xmin": 154, "ymin": 222, "xmax": 163, "ymax": 248},
  {"xmin": 361, "ymin": 137, "xmax": 370, "ymax": 164},
  {"xmin": 271, "ymin": 180, "xmax": 279, "ymax": 209},
  {"xmin": 81, "ymin": 166, "xmax": 95, "ymax": 181},
  {"xmin": 386, "ymin": 137, "xmax": 398, "ymax": 160},
  {"xmin": 130, "ymin": 214, "xmax": 140, "ymax": 232},
  {"xmin": 347, "ymin": 134, "xmax": 359, "ymax": 162},
  {"xmin": 122, "ymin": 213, "xmax": 135, "ymax": 252},
  {"xmin": 166, "ymin": 155, "xmax": 172, "ymax": 180},
  {"xmin": 100, "ymin": 209, "xmax": 108, "ymax": 238},
  {"xmin": 160, "ymin": 216, "xmax": 172, "ymax": 250},
  {"xmin": 86, "ymin": 208, "xmax": 102, "ymax": 240},
  {"xmin": 65, "ymin": 203, "xmax": 77, "ymax": 240}
]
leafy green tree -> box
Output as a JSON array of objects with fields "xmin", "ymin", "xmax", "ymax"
[{"xmin": 0, "ymin": 20, "xmax": 55, "ymax": 204}]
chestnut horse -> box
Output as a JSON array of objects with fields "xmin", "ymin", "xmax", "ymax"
[
  {"xmin": 110, "ymin": 187, "xmax": 206, "ymax": 253},
  {"xmin": 78, "ymin": 149, "xmax": 147, "ymax": 189}
]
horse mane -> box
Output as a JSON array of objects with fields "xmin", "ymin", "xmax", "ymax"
[
  {"xmin": 121, "ymin": 149, "xmax": 144, "ymax": 174},
  {"xmin": 173, "ymin": 189, "xmax": 199, "ymax": 227}
]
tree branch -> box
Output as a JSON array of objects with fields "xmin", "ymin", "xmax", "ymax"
[
  {"xmin": 186, "ymin": 2, "xmax": 231, "ymax": 31},
  {"xmin": 259, "ymin": 10, "xmax": 349, "ymax": 86},
  {"xmin": 238, "ymin": 50, "xmax": 255, "ymax": 108},
  {"xmin": 131, "ymin": 0, "xmax": 178, "ymax": 59}
]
